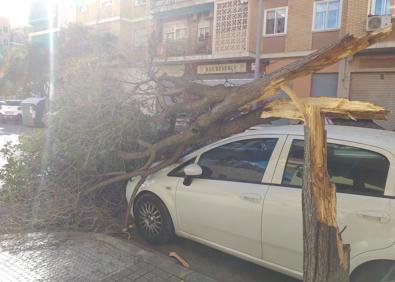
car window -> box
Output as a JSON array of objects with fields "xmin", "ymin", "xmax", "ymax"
[
  {"xmin": 168, "ymin": 157, "xmax": 196, "ymax": 177},
  {"xmin": 282, "ymin": 140, "xmax": 390, "ymax": 196},
  {"xmin": 197, "ymin": 138, "xmax": 278, "ymax": 184}
]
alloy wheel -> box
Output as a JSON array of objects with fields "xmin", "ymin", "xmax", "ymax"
[{"xmin": 138, "ymin": 201, "xmax": 163, "ymax": 237}]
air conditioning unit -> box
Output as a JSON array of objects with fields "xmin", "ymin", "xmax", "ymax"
[{"xmin": 366, "ymin": 15, "xmax": 392, "ymax": 32}]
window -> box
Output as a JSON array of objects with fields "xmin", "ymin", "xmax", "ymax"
[
  {"xmin": 168, "ymin": 158, "xmax": 196, "ymax": 177},
  {"xmin": 175, "ymin": 28, "xmax": 187, "ymax": 40},
  {"xmin": 197, "ymin": 139, "xmax": 278, "ymax": 183},
  {"xmin": 214, "ymin": 0, "xmax": 248, "ymax": 53},
  {"xmin": 264, "ymin": 7, "xmax": 288, "ymax": 36},
  {"xmin": 198, "ymin": 26, "xmax": 210, "ymax": 41},
  {"xmin": 282, "ymin": 140, "xmax": 390, "ymax": 196},
  {"xmin": 313, "ymin": 0, "xmax": 342, "ymax": 31},
  {"xmin": 3, "ymin": 26, "xmax": 8, "ymax": 33},
  {"xmin": 164, "ymin": 29, "xmax": 175, "ymax": 41},
  {"xmin": 163, "ymin": 26, "xmax": 187, "ymax": 41},
  {"xmin": 135, "ymin": 0, "xmax": 146, "ymax": 6},
  {"xmin": 370, "ymin": 0, "xmax": 391, "ymax": 15}
]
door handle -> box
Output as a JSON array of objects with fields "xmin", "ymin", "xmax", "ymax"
[
  {"xmin": 357, "ymin": 211, "xmax": 390, "ymax": 223},
  {"xmin": 240, "ymin": 193, "xmax": 262, "ymax": 203}
]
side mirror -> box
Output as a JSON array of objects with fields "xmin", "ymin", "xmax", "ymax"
[
  {"xmin": 183, "ymin": 164, "xmax": 202, "ymax": 186},
  {"xmin": 184, "ymin": 164, "xmax": 203, "ymax": 177}
]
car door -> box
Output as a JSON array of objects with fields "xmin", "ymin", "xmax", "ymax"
[
  {"xmin": 261, "ymin": 135, "xmax": 394, "ymax": 273},
  {"xmin": 175, "ymin": 135, "xmax": 285, "ymax": 259}
]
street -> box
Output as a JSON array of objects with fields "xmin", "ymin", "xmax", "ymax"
[{"xmin": 126, "ymin": 230, "xmax": 299, "ymax": 282}]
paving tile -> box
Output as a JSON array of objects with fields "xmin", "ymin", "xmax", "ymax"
[{"xmin": 0, "ymin": 232, "xmax": 217, "ymax": 282}]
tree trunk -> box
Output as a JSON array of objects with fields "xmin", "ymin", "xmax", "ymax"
[{"xmin": 302, "ymin": 105, "xmax": 350, "ymax": 282}]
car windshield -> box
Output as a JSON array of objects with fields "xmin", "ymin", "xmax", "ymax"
[{"xmin": 5, "ymin": 101, "xmax": 21, "ymax": 106}]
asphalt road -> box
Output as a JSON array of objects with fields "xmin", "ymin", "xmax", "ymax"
[{"xmin": 124, "ymin": 230, "xmax": 300, "ymax": 282}]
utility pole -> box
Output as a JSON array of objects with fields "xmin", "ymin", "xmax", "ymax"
[{"xmin": 254, "ymin": 0, "xmax": 264, "ymax": 79}]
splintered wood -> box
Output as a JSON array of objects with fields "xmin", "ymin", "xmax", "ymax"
[
  {"xmin": 169, "ymin": 252, "xmax": 190, "ymax": 268},
  {"xmin": 262, "ymin": 96, "xmax": 389, "ymax": 121},
  {"xmin": 264, "ymin": 85, "xmax": 388, "ymax": 282}
]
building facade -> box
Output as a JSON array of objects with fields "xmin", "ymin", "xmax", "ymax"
[
  {"xmin": 27, "ymin": 0, "xmax": 395, "ymax": 129},
  {"xmin": 152, "ymin": 0, "xmax": 395, "ymax": 129},
  {"xmin": 29, "ymin": 0, "xmax": 151, "ymax": 53},
  {"xmin": 0, "ymin": 17, "xmax": 11, "ymax": 54},
  {"xmin": 74, "ymin": 0, "xmax": 151, "ymax": 53}
]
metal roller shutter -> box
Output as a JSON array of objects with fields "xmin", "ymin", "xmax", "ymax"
[
  {"xmin": 312, "ymin": 73, "xmax": 338, "ymax": 97},
  {"xmin": 350, "ymin": 72, "xmax": 395, "ymax": 130}
]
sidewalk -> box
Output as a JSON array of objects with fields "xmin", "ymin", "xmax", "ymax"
[{"xmin": 0, "ymin": 232, "xmax": 217, "ymax": 282}]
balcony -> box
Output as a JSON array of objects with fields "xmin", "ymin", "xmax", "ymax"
[
  {"xmin": 157, "ymin": 37, "xmax": 212, "ymax": 57},
  {"xmin": 152, "ymin": 0, "xmax": 213, "ymax": 13}
]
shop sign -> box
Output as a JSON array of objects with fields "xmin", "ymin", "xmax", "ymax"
[{"xmin": 197, "ymin": 63, "xmax": 247, "ymax": 74}]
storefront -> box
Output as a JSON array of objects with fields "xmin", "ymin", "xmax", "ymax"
[{"xmin": 347, "ymin": 52, "xmax": 395, "ymax": 130}]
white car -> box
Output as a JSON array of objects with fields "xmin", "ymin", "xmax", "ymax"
[
  {"xmin": 0, "ymin": 100, "xmax": 23, "ymax": 120},
  {"xmin": 126, "ymin": 125, "xmax": 395, "ymax": 282}
]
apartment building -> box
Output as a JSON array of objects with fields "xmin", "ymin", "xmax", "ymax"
[
  {"xmin": 75, "ymin": 0, "xmax": 151, "ymax": 53},
  {"xmin": 0, "ymin": 17, "xmax": 11, "ymax": 53},
  {"xmin": 152, "ymin": 0, "xmax": 257, "ymax": 83},
  {"xmin": 152, "ymin": 0, "xmax": 395, "ymax": 129},
  {"xmin": 29, "ymin": 0, "xmax": 151, "ymax": 53},
  {"xmin": 29, "ymin": 0, "xmax": 76, "ymax": 45},
  {"xmin": 27, "ymin": 0, "xmax": 395, "ymax": 129},
  {"xmin": 259, "ymin": 0, "xmax": 395, "ymax": 130}
]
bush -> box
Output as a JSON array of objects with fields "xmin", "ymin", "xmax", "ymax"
[{"xmin": 0, "ymin": 36, "xmax": 156, "ymax": 234}]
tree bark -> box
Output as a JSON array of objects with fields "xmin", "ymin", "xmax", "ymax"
[{"xmin": 303, "ymin": 105, "xmax": 350, "ymax": 282}]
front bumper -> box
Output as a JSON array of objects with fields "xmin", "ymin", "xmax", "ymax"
[{"xmin": 1, "ymin": 114, "xmax": 22, "ymax": 120}]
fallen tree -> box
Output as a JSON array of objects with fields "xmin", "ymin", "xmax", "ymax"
[
  {"xmin": 101, "ymin": 27, "xmax": 392, "ymax": 188},
  {"xmin": 77, "ymin": 26, "xmax": 391, "ymax": 282},
  {"xmin": 110, "ymin": 26, "xmax": 392, "ymax": 282},
  {"xmin": 0, "ymin": 23, "xmax": 392, "ymax": 282}
]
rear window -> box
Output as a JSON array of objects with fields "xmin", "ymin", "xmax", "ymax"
[
  {"xmin": 5, "ymin": 101, "xmax": 21, "ymax": 106},
  {"xmin": 282, "ymin": 140, "xmax": 390, "ymax": 197}
]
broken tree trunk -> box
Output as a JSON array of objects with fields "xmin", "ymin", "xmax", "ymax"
[
  {"xmin": 94, "ymin": 26, "xmax": 392, "ymax": 282},
  {"xmin": 263, "ymin": 86, "xmax": 388, "ymax": 282},
  {"xmin": 303, "ymin": 105, "xmax": 350, "ymax": 282}
]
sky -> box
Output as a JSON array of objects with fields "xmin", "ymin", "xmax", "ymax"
[{"xmin": 0, "ymin": 0, "xmax": 31, "ymax": 27}]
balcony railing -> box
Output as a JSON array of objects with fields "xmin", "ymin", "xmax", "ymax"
[
  {"xmin": 157, "ymin": 37, "xmax": 212, "ymax": 57},
  {"xmin": 152, "ymin": 0, "xmax": 213, "ymax": 11},
  {"xmin": 154, "ymin": 0, "xmax": 181, "ymax": 7}
]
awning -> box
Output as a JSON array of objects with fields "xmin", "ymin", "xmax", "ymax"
[{"xmin": 154, "ymin": 3, "xmax": 214, "ymax": 20}]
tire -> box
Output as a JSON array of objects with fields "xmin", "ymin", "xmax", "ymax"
[
  {"xmin": 350, "ymin": 260, "xmax": 395, "ymax": 282},
  {"xmin": 133, "ymin": 193, "xmax": 175, "ymax": 244}
]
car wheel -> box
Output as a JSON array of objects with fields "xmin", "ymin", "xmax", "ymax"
[
  {"xmin": 350, "ymin": 260, "xmax": 395, "ymax": 282},
  {"xmin": 134, "ymin": 193, "xmax": 175, "ymax": 244}
]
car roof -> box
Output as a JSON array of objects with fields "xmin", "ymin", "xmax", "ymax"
[{"xmin": 240, "ymin": 125, "xmax": 395, "ymax": 154}]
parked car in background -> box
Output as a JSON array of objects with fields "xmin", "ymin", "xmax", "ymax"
[
  {"xmin": 126, "ymin": 125, "xmax": 395, "ymax": 282},
  {"xmin": 0, "ymin": 100, "xmax": 23, "ymax": 121}
]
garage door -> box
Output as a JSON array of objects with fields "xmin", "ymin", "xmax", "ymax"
[
  {"xmin": 311, "ymin": 73, "xmax": 338, "ymax": 97},
  {"xmin": 350, "ymin": 72, "xmax": 395, "ymax": 130}
]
